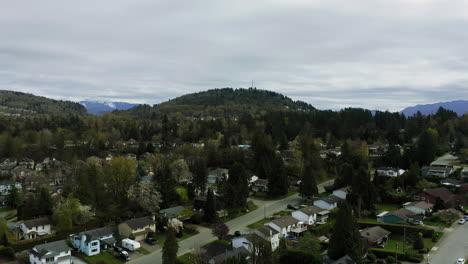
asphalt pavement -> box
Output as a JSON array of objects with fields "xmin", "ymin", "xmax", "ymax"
[
  {"xmin": 131, "ymin": 179, "xmax": 335, "ymax": 264},
  {"xmin": 428, "ymin": 222, "xmax": 468, "ymax": 264}
]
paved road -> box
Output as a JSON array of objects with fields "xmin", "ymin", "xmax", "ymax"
[
  {"xmin": 131, "ymin": 179, "xmax": 335, "ymax": 264},
  {"xmin": 429, "ymin": 223, "xmax": 468, "ymax": 264}
]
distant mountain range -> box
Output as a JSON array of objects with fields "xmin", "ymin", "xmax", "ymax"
[
  {"xmin": 401, "ymin": 100, "xmax": 468, "ymax": 116},
  {"xmin": 79, "ymin": 100, "xmax": 140, "ymax": 116}
]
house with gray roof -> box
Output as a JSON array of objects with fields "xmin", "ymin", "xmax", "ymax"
[
  {"xmin": 71, "ymin": 227, "xmax": 116, "ymax": 256},
  {"xmin": 292, "ymin": 205, "xmax": 329, "ymax": 225},
  {"xmin": 313, "ymin": 195, "xmax": 343, "ymax": 210},
  {"xmin": 157, "ymin": 206, "xmax": 185, "ymax": 221},
  {"xmin": 29, "ymin": 239, "xmax": 71, "ymax": 264},
  {"xmin": 266, "ymin": 216, "xmax": 307, "ymax": 238},
  {"xmin": 360, "ymin": 226, "xmax": 391, "ymax": 248},
  {"xmin": 19, "ymin": 217, "xmax": 52, "ymax": 240},
  {"xmin": 118, "ymin": 216, "xmax": 156, "ymax": 241}
]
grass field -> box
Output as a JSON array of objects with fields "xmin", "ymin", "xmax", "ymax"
[
  {"xmin": 137, "ymin": 247, "xmax": 150, "ymax": 255},
  {"xmin": 82, "ymin": 252, "xmax": 123, "ymax": 264},
  {"xmin": 177, "ymin": 253, "xmax": 195, "ymax": 264},
  {"xmin": 384, "ymin": 234, "xmax": 436, "ymax": 255},
  {"xmin": 375, "ymin": 204, "xmax": 399, "ymax": 213}
]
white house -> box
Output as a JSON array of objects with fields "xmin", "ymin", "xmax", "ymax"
[
  {"xmin": 292, "ymin": 205, "xmax": 324, "ymax": 225},
  {"xmin": 251, "ymin": 225, "xmax": 280, "ymax": 251},
  {"xmin": 313, "ymin": 195, "xmax": 343, "ymax": 210},
  {"xmin": 0, "ymin": 180, "xmax": 22, "ymax": 195},
  {"xmin": 71, "ymin": 227, "xmax": 116, "ymax": 256},
  {"xmin": 29, "ymin": 240, "xmax": 72, "ymax": 264},
  {"xmin": 266, "ymin": 216, "xmax": 306, "ymax": 238},
  {"xmin": 207, "ymin": 168, "xmax": 229, "ymax": 184},
  {"xmin": 462, "ymin": 167, "xmax": 468, "ymax": 178},
  {"xmin": 20, "ymin": 217, "xmax": 52, "ymax": 240},
  {"xmin": 232, "ymin": 236, "xmax": 252, "ymax": 252},
  {"xmin": 332, "ymin": 186, "xmax": 351, "ymax": 200},
  {"xmin": 403, "ymin": 201, "xmax": 434, "ymax": 215},
  {"xmin": 376, "ymin": 167, "xmax": 404, "ymax": 177}
]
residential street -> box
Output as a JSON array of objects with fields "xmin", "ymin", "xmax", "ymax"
[
  {"xmin": 131, "ymin": 179, "xmax": 335, "ymax": 264},
  {"xmin": 429, "ymin": 223, "xmax": 468, "ymax": 264}
]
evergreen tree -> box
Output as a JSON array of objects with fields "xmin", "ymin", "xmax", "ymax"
[
  {"xmin": 268, "ymin": 155, "xmax": 288, "ymax": 197},
  {"xmin": 416, "ymin": 128, "xmax": 438, "ymax": 165},
  {"xmin": 192, "ymin": 158, "xmax": 208, "ymax": 194},
  {"xmin": 299, "ymin": 161, "xmax": 318, "ymax": 198},
  {"xmin": 203, "ymin": 188, "xmax": 217, "ymax": 223},
  {"xmin": 222, "ymin": 163, "xmax": 249, "ymax": 209},
  {"xmin": 328, "ymin": 202, "xmax": 363, "ymax": 263},
  {"xmin": 413, "ymin": 233, "xmax": 424, "ymax": 250},
  {"xmin": 6, "ymin": 186, "xmax": 19, "ymax": 208},
  {"xmin": 162, "ymin": 228, "xmax": 179, "ymax": 264},
  {"xmin": 155, "ymin": 163, "xmax": 180, "ymax": 208},
  {"xmin": 38, "ymin": 187, "xmax": 53, "ymax": 216}
]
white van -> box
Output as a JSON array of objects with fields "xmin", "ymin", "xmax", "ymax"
[{"xmin": 122, "ymin": 238, "xmax": 141, "ymax": 251}]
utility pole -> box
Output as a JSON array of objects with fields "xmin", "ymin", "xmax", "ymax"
[
  {"xmin": 395, "ymin": 244, "xmax": 398, "ymax": 264},
  {"xmin": 264, "ymin": 205, "xmax": 266, "ymax": 219}
]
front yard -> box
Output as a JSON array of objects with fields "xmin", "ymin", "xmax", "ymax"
[
  {"xmin": 81, "ymin": 252, "xmax": 123, "ymax": 264},
  {"xmin": 383, "ymin": 233, "xmax": 438, "ymax": 255},
  {"xmin": 375, "ymin": 204, "xmax": 399, "ymax": 213},
  {"xmin": 154, "ymin": 224, "xmax": 200, "ymax": 246}
]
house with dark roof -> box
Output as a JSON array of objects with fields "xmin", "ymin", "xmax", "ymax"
[
  {"xmin": 360, "ymin": 226, "xmax": 391, "ymax": 248},
  {"xmin": 201, "ymin": 241, "xmax": 250, "ymax": 264},
  {"xmin": 29, "ymin": 239, "xmax": 71, "ymax": 264},
  {"xmin": 292, "ymin": 205, "xmax": 329, "ymax": 225},
  {"xmin": 19, "ymin": 217, "xmax": 52, "ymax": 240},
  {"xmin": 157, "ymin": 206, "xmax": 185, "ymax": 221},
  {"xmin": 440, "ymin": 178, "xmax": 463, "ymax": 187},
  {"xmin": 313, "ymin": 195, "xmax": 343, "ymax": 210},
  {"xmin": 252, "ymin": 225, "xmax": 280, "ymax": 250},
  {"xmin": 403, "ymin": 201, "xmax": 434, "ymax": 215},
  {"xmin": 71, "ymin": 227, "xmax": 116, "ymax": 256},
  {"xmin": 332, "ymin": 186, "xmax": 352, "ymax": 199},
  {"xmin": 265, "ymin": 216, "xmax": 307, "ymax": 237},
  {"xmin": 414, "ymin": 187, "xmax": 464, "ymax": 208},
  {"xmin": 421, "ymin": 166, "xmax": 453, "ymax": 178},
  {"xmin": 377, "ymin": 208, "xmax": 424, "ymax": 224},
  {"xmin": 118, "ymin": 216, "xmax": 156, "ymax": 241},
  {"xmin": 251, "ymin": 178, "xmax": 269, "ymax": 193}
]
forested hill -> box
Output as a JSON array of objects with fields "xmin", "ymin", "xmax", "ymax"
[
  {"xmin": 0, "ymin": 90, "xmax": 87, "ymax": 116},
  {"xmin": 117, "ymin": 88, "xmax": 315, "ymax": 119}
]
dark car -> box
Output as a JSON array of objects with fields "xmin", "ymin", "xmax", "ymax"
[
  {"xmin": 287, "ymin": 204, "xmax": 299, "ymax": 210},
  {"xmin": 285, "ymin": 235, "xmax": 297, "ymax": 240},
  {"xmin": 373, "ymin": 244, "xmax": 385, "ymax": 249},
  {"xmin": 120, "ymin": 251, "xmax": 131, "ymax": 261},
  {"xmin": 114, "ymin": 246, "xmax": 125, "ymax": 254},
  {"xmin": 145, "ymin": 237, "xmax": 157, "ymax": 245},
  {"xmin": 234, "ymin": 231, "xmax": 243, "ymax": 236}
]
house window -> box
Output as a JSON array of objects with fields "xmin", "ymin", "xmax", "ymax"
[
  {"xmin": 421, "ymin": 197, "xmax": 426, "ymax": 200},
  {"xmin": 414, "ymin": 196, "xmax": 420, "ymax": 200},
  {"xmin": 91, "ymin": 242, "xmax": 98, "ymax": 246},
  {"xmin": 92, "ymin": 248, "xmax": 98, "ymax": 253},
  {"xmin": 46, "ymin": 257, "xmax": 54, "ymax": 262}
]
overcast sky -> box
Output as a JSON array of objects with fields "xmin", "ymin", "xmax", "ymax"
[{"xmin": 2, "ymin": 0, "xmax": 468, "ymax": 111}]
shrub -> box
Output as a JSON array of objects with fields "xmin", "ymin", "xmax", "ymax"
[
  {"xmin": 0, "ymin": 246, "xmax": 14, "ymax": 257},
  {"xmin": 413, "ymin": 233, "xmax": 424, "ymax": 250},
  {"xmin": 386, "ymin": 256, "xmax": 396, "ymax": 264},
  {"xmin": 366, "ymin": 253, "xmax": 377, "ymax": 263}
]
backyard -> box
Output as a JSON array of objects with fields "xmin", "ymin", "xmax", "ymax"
[{"xmin": 375, "ymin": 204, "xmax": 399, "ymax": 214}]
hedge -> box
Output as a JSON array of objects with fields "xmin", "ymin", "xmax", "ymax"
[
  {"xmin": 358, "ymin": 221, "xmax": 435, "ymax": 238},
  {"xmin": 369, "ymin": 249, "xmax": 424, "ymax": 263}
]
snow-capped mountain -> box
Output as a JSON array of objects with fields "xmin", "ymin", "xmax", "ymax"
[{"xmin": 79, "ymin": 100, "xmax": 140, "ymax": 116}]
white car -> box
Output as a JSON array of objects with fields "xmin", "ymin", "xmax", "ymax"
[
  {"xmin": 458, "ymin": 219, "xmax": 466, "ymax": 225},
  {"xmin": 456, "ymin": 259, "xmax": 465, "ymax": 264}
]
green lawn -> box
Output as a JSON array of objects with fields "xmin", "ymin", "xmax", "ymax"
[
  {"xmin": 137, "ymin": 247, "xmax": 150, "ymax": 255},
  {"xmin": 375, "ymin": 204, "xmax": 399, "ymax": 213},
  {"xmin": 220, "ymin": 200, "xmax": 258, "ymax": 223},
  {"xmin": 154, "ymin": 227, "xmax": 200, "ymax": 246},
  {"xmin": 423, "ymin": 221, "xmax": 450, "ymax": 228},
  {"xmin": 247, "ymin": 210, "xmax": 289, "ymax": 228},
  {"xmin": 359, "ymin": 218, "xmax": 380, "ymax": 224},
  {"xmin": 202, "ymin": 239, "xmax": 230, "ymax": 249},
  {"xmin": 82, "ymin": 252, "xmax": 123, "ymax": 264},
  {"xmin": 385, "ymin": 234, "xmax": 436, "ymax": 255},
  {"xmin": 251, "ymin": 190, "xmax": 298, "ymax": 201},
  {"xmin": 177, "ymin": 253, "xmax": 195, "ymax": 264}
]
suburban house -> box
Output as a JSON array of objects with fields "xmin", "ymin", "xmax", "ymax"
[
  {"xmin": 118, "ymin": 216, "xmax": 156, "ymax": 241},
  {"xmin": 360, "ymin": 226, "xmax": 391, "ymax": 248},
  {"xmin": 266, "ymin": 216, "xmax": 307, "ymax": 237},
  {"xmin": 202, "ymin": 241, "xmax": 250, "ymax": 264},
  {"xmin": 313, "ymin": 195, "xmax": 343, "ymax": 210},
  {"xmin": 0, "ymin": 196, "xmax": 6, "ymax": 207},
  {"xmin": 207, "ymin": 168, "xmax": 229, "ymax": 184},
  {"xmin": 157, "ymin": 206, "xmax": 185, "ymax": 221},
  {"xmin": 251, "ymin": 178, "xmax": 269, "ymax": 193},
  {"xmin": 414, "ymin": 187, "xmax": 464, "ymax": 208},
  {"xmin": 421, "ymin": 166, "xmax": 453, "ymax": 178},
  {"xmin": 292, "ymin": 205, "xmax": 326, "ymax": 225},
  {"xmin": 19, "ymin": 217, "xmax": 53, "ymax": 240},
  {"xmin": 332, "ymin": 186, "xmax": 351, "ymax": 200},
  {"xmin": 19, "ymin": 158, "xmax": 35, "ymax": 170},
  {"xmin": 0, "ymin": 180, "xmax": 22, "ymax": 195},
  {"xmin": 376, "ymin": 167, "xmax": 404, "ymax": 177},
  {"xmin": 29, "ymin": 240, "xmax": 72, "ymax": 264},
  {"xmin": 377, "ymin": 208, "xmax": 424, "ymax": 224},
  {"xmin": 251, "ymin": 225, "xmax": 280, "ymax": 250},
  {"xmin": 403, "ymin": 201, "xmax": 434, "ymax": 215},
  {"xmin": 71, "ymin": 227, "xmax": 116, "ymax": 256},
  {"xmin": 440, "ymin": 178, "xmax": 463, "ymax": 187}
]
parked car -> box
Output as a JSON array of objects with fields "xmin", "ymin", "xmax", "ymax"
[
  {"xmin": 120, "ymin": 250, "xmax": 131, "ymax": 261},
  {"xmin": 234, "ymin": 231, "xmax": 243, "ymax": 236},
  {"xmin": 373, "ymin": 244, "xmax": 385, "ymax": 249},
  {"xmin": 456, "ymin": 259, "xmax": 465, "ymax": 264},
  {"xmin": 458, "ymin": 219, "xmax": 466, "ymax": 225},
  {"xmin": 463, "ymin": 215, "xmax": 468, "ymax": 221},
  {"xmin": 285, "ymin": 235, "xmax": 297, "ymax": 240},
  {"xmin": 287, "ymin": 204, "xmax": 299, "ymax": 210},
  {"xmin": 144, "ymin": 237, "xmax": 157, "ymax": 245},
  {"xmin": 114, "ymin": 246, "xmax": 125, "ymax": 254}
]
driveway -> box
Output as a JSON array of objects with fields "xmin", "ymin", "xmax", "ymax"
[
  {"xmin": 428, "ymin": 222, "xmax": 468, "ymax": 264},
  {"xmin": 131, "ymin": 179, "xmax": 334, "ymax": 264}
]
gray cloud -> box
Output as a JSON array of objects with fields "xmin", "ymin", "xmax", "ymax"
[{"xmin": 1, "ymin": 0, "xmax": 468, "ymax": 111}]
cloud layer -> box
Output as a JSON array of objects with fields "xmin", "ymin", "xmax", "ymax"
[{"xmin": 2, "ymin": 0, "xmax": 468, "ymax": 111}]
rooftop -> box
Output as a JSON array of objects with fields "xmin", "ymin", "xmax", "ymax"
[{"xmin": 123, "ymin": 216, "xmax": 154, "ymax": 230}]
